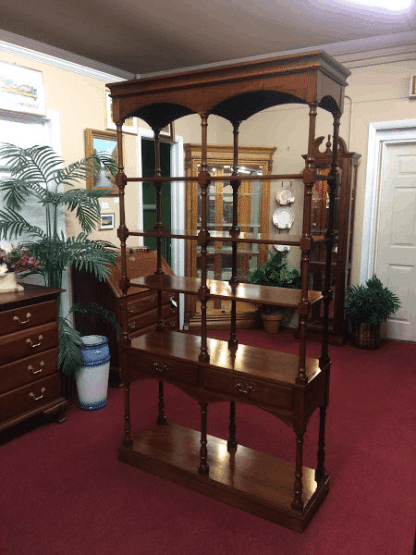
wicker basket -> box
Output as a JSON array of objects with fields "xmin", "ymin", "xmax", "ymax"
[{"xmin": 351, "ymin": 323, "xmax": 381, "ymax": 349}]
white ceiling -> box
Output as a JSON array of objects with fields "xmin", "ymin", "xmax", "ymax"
[{"xmin": 1, "ymin": 0, "xmax": 416, "ymax": 75}]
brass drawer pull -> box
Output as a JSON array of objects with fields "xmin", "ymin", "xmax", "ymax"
[
  {"xmin": 128, "ymin": 321, "xmax": 136, "ymax": 329},
  {"xmin": 13, "ymin": 312, "xmax": 31, "ymax": 325},
  {"xmin": 234, "ymin": 379, "xmax": 256, "ymax": 395},
  {"xmin": 28, "ymin": 361, "xmax": 45, "ymax": 375},
  {"xmin": 127, "ymin": 305, "xmax": 136, "ymax": 313},
  {"xmin": 26, "ymin": 335, "xmax": 43, "ymax": 348},
  {"xmin": 169, "ymin": 297, "xmax": 178, "ymax": 309},
  {"xmin": 169, "ymin": 321, "xmax": 176, "ymax": 329},
  {"xmin": 153, "ymin": 361, "xmax": 168, "ymax": 373},
  {"xmin": 29, "ymin": 387, "xmax": 46, "ymax": 402}
]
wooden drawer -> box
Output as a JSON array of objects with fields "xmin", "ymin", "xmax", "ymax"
[
  {"xmin": 0, "ymin": 300, "xmax": 57, "ymax": 336},
  {"xmin": 123, "ymin": 291, "xmax": 177, "ymax": 318},
  {"xmin": 126, "ymin": 303, "xmax": 178, "ymax": 334},
  {"xmin": 0, "ymin": 373, "xmax": 61, "ymax": 422},
  {"xmin": 127, "ymin": 350, "xmax": 198, "ymax": 385},
  {"xmin": 129, "ymin": 315, "xmax": 179, "ymax": 338},
  {"xmin": 0, "ymin": 322, "xmax": 59, "ymax": 366},
  {"xmin": 200, "ymin": 368, "xmax": 294, "ymax": 410},
  {"xmin": 0, "ymin": 348, "xmax": 59, "ymax": 394}
]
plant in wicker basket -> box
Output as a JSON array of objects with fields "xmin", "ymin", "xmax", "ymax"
[{"xmin": 345, "ymin": 275, "xmax": 400, "ymax": 348}]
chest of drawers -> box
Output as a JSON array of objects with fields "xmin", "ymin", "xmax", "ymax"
[
  {"xmin": 0, "ymin": 284, "xmax": 68, "ymax": 433},
  {"xmin": 72, "ymin": 251, "xmax": 179, "ymax": 386}
]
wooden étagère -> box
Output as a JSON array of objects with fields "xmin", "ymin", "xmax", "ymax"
[{"xmin": 107, "ymin": 50, "xmax": 349, "ymax": 532}]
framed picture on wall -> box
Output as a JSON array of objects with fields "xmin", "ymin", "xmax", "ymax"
[
  {"xmin": 0, "ymin": 61, "xmax": 46, "ymax": 116},
  {"xmin": 100, "ymin": 213, "xmax": 115, "ymax": 230},
  {"xmin": 105, "ymin": 91, "xmax": 137, "ymax": 134},
  {"xmin": 85, "ymin": 128, "xmax": 121, "ymax": 195}
]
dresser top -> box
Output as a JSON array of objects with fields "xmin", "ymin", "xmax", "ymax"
[{"xmin": 0, "ymin": 283, "xmax": 63, "ymax": 311}]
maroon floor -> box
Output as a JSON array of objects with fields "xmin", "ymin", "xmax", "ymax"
[{"xmin": 1, "ymin": 330, "xmax": 415, "ymax": 555}]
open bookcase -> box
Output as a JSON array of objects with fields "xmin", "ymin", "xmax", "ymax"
[{"xmin": 107, "ymin": 50, "xmax": 349, "ymax": 532}]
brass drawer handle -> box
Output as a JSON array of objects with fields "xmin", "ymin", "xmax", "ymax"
[
  {"xmin": 169, "ymin": 297, "xmax": 178, "ymax": 309},
  {"xmin": 127, "ymin": 305, "xmax": 136, "ymax": 313},
  {"xmin": 234, "ymin": 379, "xmax": 256, "ymax": 395},
  {"xmin": 26, "ymin": 335, "xmax": 43, "ymax": 348},
  {"xmin": 13, "ymin": 312, "xmax": 31, "ymax": 325},
  {"xmin": 153, "ymin": 361, "xmax": 168, "ymax": 373},
  {"xmin": 128, "ymin": 321, "xmax": 136, "ymax": 329},
  {"xmin": 28, "ymin": 361, "xmax": 45, "ymax": 375},
  {"xmin": 169, "ymin": 321, "xmax": 176, "ymax": 329},
  {"xmin": 29, "ymin": 387, "xmax": 46, "ymax": 402}
]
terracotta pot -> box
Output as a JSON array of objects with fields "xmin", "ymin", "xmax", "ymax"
[{"xmin": 261, "ymin": 312, "xmax": 283, "ymax": 334}]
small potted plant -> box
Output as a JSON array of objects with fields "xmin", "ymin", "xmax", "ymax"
[
  {"xmin": 345, "ymin": 275, "xmax": 400, "ymax": 348},
  {"xmin": 249, "ymin": 251, "xmax": 301, "ymax": 333}
]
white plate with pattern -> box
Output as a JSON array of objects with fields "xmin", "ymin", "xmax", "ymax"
[{"xmin": 272, "ymin": 207, "xmax": 294, "ymax": 229}]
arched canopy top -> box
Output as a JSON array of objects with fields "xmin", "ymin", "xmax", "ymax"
[{"xmin": 108, "ymin": 50, "xmax": 350, "ymax": 128}]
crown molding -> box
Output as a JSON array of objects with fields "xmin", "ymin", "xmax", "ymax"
[{"xmin": 0, "ymin": 29, "xmax": 134, "ymax": 82}]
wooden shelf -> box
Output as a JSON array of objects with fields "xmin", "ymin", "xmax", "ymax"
[
  {"xmin": 129, "ymin": 275, "xmax": 323, "ymax": 308},
  {"xmin": 127, "ymin": 229, "xmax": 325, "ymax": 246},
  {"xmin": 118, "ymin": 423, "xmax": 329, "ymax": 533}
]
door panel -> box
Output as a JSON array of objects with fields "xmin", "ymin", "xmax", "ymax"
[{"xmin": 375, "ymin": 141, "xmax": 416, "ymax": 342}]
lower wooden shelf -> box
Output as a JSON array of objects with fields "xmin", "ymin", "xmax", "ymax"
[{"xmin": 118, "ymin": 422, "xmax": 329, "ymax": 533}]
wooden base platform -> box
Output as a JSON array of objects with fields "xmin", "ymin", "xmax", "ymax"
[{"xmin": 118, "ymin": 423, "xmax": 329, "ymax": 532}]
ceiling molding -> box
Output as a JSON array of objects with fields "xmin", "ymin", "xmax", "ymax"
[{"xmin": 0, "ymin": 29, "xmax": 134, "ymax": 82}]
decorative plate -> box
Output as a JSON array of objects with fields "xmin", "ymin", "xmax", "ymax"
[
  {"xmin": 274, "ymin": 244, "xmax": 291, "ymax": 252},
  {"xmin": 276, "ymin": 186, "xmax": 295, "ymax": 205},
  {"xmin": 272, "ymin": 207, "xmax": 294, "ymax": 229}
]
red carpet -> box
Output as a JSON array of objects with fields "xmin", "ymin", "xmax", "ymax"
[{"xmin": 1, "ymin": 330, "xmax": 415, "ymax": 555}]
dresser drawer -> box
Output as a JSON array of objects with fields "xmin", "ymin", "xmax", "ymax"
[
  {"xmin": 0, "ymin": 322, "xmax": 59, "ymax": 366},
  {"xmin": 0, "ymin": 374, "xmax": 61, "ymax": 422},
  {"xmin": 200, "ymin": 369, "xmax": 294, "ymax": 410},
  {"xmin": 124, "ymin": 292, "xmax": 177, "ymax": 318},
  {"xmin": 126, "ymin": 304, "xmax": 178, "ymax": 334},
  {"xmin": 127, "ymin": 350, "xmax": 198, "ymax": 385},
  {"xmin": 129, "ymin": 315, "xmax": 179, "ymax": 338},
  {"xmin": 0, "ymin": 300, "xmax": 57, "ymax": 336},
  {"xmin": 0, "ymin": 348, "xmax": 59, "ymax": 394}
]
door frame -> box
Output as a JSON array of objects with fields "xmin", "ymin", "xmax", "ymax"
[
  {"xmin": 360, "ymin": 119, "xmax": 416, "ymax": 283},
  {"xmin": 137, "ymin": 127, "xmax": 185, "ymax": 327}
]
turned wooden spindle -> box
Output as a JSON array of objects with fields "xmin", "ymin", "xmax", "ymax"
[
  {"xmin": 297, "ymin": 102, "xmax": 318, "ymax": 385},
  {"xmin": 292, "ymin": 432, "xmax": 305, "ymax": 511},
  {"xmin": 198, "ymin": 403, "xmax": 209, "ymax": 474},
  {"xmin": 123, "ymin": 383, "xmax": 133, "ymax": 446},
  {"xmin": 198, "ymin": 113, "xmax": 210, "ymax": 363},
  {"xmin": 157, "ymin": 380, "xmax": 167, "ymax": 424},
  {"xmin": 315, "ymin": 406, "xmax": 327, "ymax": 482}
]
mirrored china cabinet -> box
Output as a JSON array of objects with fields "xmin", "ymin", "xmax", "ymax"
[{"xmin": 184, "ymin": 144, "xmax": 275, "ymax": 329}]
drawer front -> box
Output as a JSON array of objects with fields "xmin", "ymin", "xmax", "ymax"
[
  {"xmin": 127, "ymin": 351, "xmax": 197, "ymax": 385},
  {"xmin": 0, "ymin": 322, "xmax": 59, "ymax": 366},
  {"xmin": 0, "ymin": 348, "xmax": 59, "ymax": 394},
  {"xmin": 0, "ymin": 374, "xmax": 61, "ymax": 422},
  {"xmin": 200, "ymin": 369, "xmax": 293, "ymax": 410},
  {"xmin": 129, "ymin": 315, "xmax": 179, "ymax": 338},
  {"xmin": 124, "ymin": 292, "xmax": 177, "ymax": 318},
  {"xmin": 0, "ymin": 300, "xmax": 57, "ymax": 336},
  {"xmin": 127, "ymin": 304, "xmax": 178, "ymax": 334}
]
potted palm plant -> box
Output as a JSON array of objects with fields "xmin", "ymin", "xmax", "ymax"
[
  {"xmin": 345, "ymin": 275, "xmax": 400, "ymax": 348},
  {"xmin": 0, "ymin": 143, "xmax": 118, "ymax": 377},
  {"xmin": 249, "ymin": 250, "xmax": 301, "ymax": 333}
]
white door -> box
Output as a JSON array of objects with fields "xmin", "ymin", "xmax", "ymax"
[{"xmin": 374, "ymin": 141, "xmax": 416, "ymax": 342}]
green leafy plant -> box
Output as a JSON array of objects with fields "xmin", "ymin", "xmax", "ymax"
[
  {"xmin": 0, "ymin": 143, "xmax": 119, "ymax": 374},
  {"xmin": 345, "ymin": 275, "xmax": 400, "ymax": 327},
  {"xmin": 249, "ymin": 250, "xmax": 301, "ymax": 314}
]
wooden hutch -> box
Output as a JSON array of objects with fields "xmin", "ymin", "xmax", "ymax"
[{"xmin": 107, "ymin": 50, "xmax": 349, "ymax": 532}]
